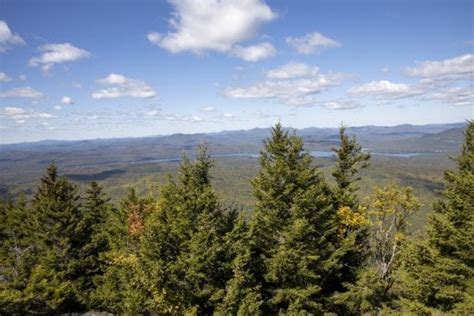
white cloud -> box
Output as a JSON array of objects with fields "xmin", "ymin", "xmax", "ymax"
[
  {"xmin": 54, "ymin": 105, "xmax": 62, "ymax": 110},
  {"xmin": 323, "ymin": 99, "xmax": 362, "ymax": 110},
  {"xmin": 72, "ymin": 82, "xmax": 82, "ymax": 88},
  {"xmin": 147, "ymin": 0, "xmax": 276, "ymax": 54},
  {"xmin": 223, "ymin": 112, "xmax": 234, "ymax": 118},
  {"xmin": 348, "ymin": 80, "xmax": 423, "ymax": 99},
  {"xmin": 0, "ymin": 86, "xmax": 43, "ymax": 98},
  {"xmin": 0, "ymin": 72, "xmax": 12, "ymax": 82},
  {"xmin": 92, "ymin": 74, "xmax": 157, "ymax": 99},
  {"xmin": 422, "ymin": 86, "xmax": 474, "ymax": 107},
  {"xmin": 0, "ymin": 20, "xmax": 25, "ymax": 52},
  {"xmin": 61, "ymin": 96, "xmax": 74, "ymax": 104},
  {"xmin": 1, "ymin": 106, "xmax": 55, "ymax": 123},
  {"xmin": 163, "ymin": 114, "xmax": 204, "ymax": 123},
  {"xmin": 404, "ymin": 54, "xmax": 474, "ymax": 82},
  {"xmin": 231, "ymin": 42, "xmax": 276, "ymax": 62},
  {"xmin": 18, "ymin": 74, "xmax": 27, "ymax": 81},
  {"xmin": 200, "ymin": 105, "xmax": 216, "ymax": 112},
  {"xmin": 29, "ymin": 43, "xmax": 91, "ymax": 72},
  {"xmin": 225, "ymin": 62, "xmax": 346, "ymax": 106},
  {"xmin": 286, "ymin": 32, "xmax": 341, "ymax": 54},
  {"xmin": 381, "ymin": 67, "xmax": 389, "ymax": 74},
  {"xmin": 266, "ymin": 62, "xmax": 319, "ymax": 79}
]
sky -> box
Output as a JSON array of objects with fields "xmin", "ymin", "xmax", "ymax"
[{"xmin": 0, "ymin": 0, "xmax": 473, "ymax": 143}]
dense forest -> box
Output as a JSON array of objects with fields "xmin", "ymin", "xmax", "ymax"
[{"xmin": 1, "ymin": 122, "xmax": 472, "ymax": 315}]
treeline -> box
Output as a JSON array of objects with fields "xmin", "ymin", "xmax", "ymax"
[{"xmin": 1, "ymin": 122, "xmax": 472, "ymax": 315}]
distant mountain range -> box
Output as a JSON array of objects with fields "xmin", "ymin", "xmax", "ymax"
[
  {"xmin": 0, "ymin": 122, "xmax": 467, "ymax": 170},
  {"xmin": 0, "ymin": 122, "xmax": 467, "ymax": 203}
]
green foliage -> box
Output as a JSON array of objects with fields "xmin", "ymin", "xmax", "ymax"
[
  {"xmin": 332, "ymin": 124, "xmax": 370, "ymax": 209},
  {"xmin": 221, "ymin": 123, "xmax": 340, "ymax": 314},
  {"xmin": 398, "ymin": 121, "xmax": 474, "ymax": 312},
  {"xmin": 140, "ymin": 145, "xmax": 233, "ymax": 314},
  {"xmin": 333, "ymin": 184, "xmax": 421, "ymax": 314},
  {"xmin": 1, "ymin": 123, "xmax": 472, "ymax": 315}
]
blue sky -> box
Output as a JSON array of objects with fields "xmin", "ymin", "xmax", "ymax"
[{"xmin": 0, "ymin": 0, "xmax": 472, "ymax": 143}]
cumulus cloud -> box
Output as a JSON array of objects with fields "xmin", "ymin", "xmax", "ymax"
[
  {"xmin": 0, "ymin": 86, "xmax": 43, "ymax": 98},
  {"xmin": 0, "ymin": 72, "xmax": 12, "ymax": 82},
  {"xmin": 286, "ymin": 32, "xmax": 341, "ymax": 54},
  {"xmin": 266, "ymin": 62, "xmax": 319, "ymax": 79},
  {"xmin": 61, "ymin": 96, "xmax": 74, "ymax": 104},
  {"xmin": 91, "ymin": 74, "xmax": 157, "ymax": 99},
  {"xmin": 0, "ymin": 20, "xmax": 25, "ymax": 52},
  {"xmin": 29, "ymin": 43, "xmax": 91, "ymax": 72},
  {"xmin": 225, "ymin": 62, "xmax": 346, "ymax": 106},
  {"xmin": 231, "ymin": 42, "xmax": 276, "ymax": 62},
  {"xmin": 1, "ymin": 106, "xmax": 55, "ymax": 123},
  {"xmin": 348, "ymin": 80, "xmax": 423, "ymax": 99},
  {"xmin": 147, "ymin": 0, "xmax": 276, "ymax": 54},
  {"xmin": 404, "ymin": 54, "xmax": 474, "ymax": 83}
]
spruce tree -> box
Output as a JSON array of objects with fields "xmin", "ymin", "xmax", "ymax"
[
  {"xmin": 221, "ymin": 123, "xmax": 338, "ymax": 314},
  {"xmin": 0, "ymin": 195, "xmax": 34, "ymax": 313},
  {"xmin": 91, "ymin": 188, "xmax": 151, "ymax": 314},
  {"xmin": 75, "ymin": 181, "xmax": 111, "ymax": 308},
  {"xmin": 22, "ymin": 163, "xmax": 84, "ymax": 313},
  {"xmin": 140, "ymin": 145, "xmax": 232, "ymax": 314},
  {"xmin": 332, "ymin": 124, "xmax": 370, "ymax": 210},
  {"xmin": 398, "ymin": 121, "xmax": 474, "ymax": 312},
  {"xmin": 329, "ymin": 125, "xmax": 371, "ymax": 312}
]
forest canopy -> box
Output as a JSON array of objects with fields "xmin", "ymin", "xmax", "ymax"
[{"xmin": 1, "ymin": 122, "xmax": 473, "ymax": 315}]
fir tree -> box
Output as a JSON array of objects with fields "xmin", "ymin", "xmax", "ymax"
[
  {"xmin": 74, "ymin": 181, "xmax": 111, "ymax": 308},
  {"xmin": 329, "ymin": 125, "xmax": 371, "ymax": 312},
  {"xmin": 140, "ymin": 145, "xmax": 232, "ymax": 314},
  {"xmin": 398, "ymin": 121, "xmax": 474, "ymax": 312},
  {"xmin": 23, "ymin": 163, "xmax": 84, "ymax": 313},
  {"xmin": 221, "ymin": 123, "xmax": 338, "ymax": 314},
  {"xmin": 332, "ymin": 124, "xmax": 370, "ymax": 210},
  {"xmin": 91, "ymin": 188, "xmax": 151, "ymax": 314},
  {"xmin": 0, "ymin": 195, "xmax": 35, "ymax": 314}
]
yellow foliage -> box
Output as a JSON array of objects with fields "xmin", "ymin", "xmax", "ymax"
[{"xmin": 338, "ymin": 206, "xmax": 368, "ymax": 237}]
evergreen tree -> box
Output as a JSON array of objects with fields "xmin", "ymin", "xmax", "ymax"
[
  {"xmin": 91, "ymin": 188, "xmax": 152, "ymax": 315},
  {"xmin": 0, "ymin": 195, "xmax": 35, "ymax": 313},
  {"xmin": 75, "ymin": 181, "xmax": 111, "ymax": 308},
  {"xmin": 221, "ymin": 123, "xmax": 338, "ymax": 314},
  {"xmin": 140, "ymin": 145, "xmax": 232, "ymax": 314},
  {"xmin": 332, "ymin": 124, "xmax": 370, "ymax": 210},
  {"xmin": 329, "ymin": 125, "xmax": 371, "ymax": 312},
  {"xmin": 22, "ymin": 163, "xmax": 84, "ymax": 313},
  {"xmin": 398, "ymin": 121, "xmax": 474, "ymax": 312}
]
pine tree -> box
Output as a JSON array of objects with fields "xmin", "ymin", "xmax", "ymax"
[
  {"xmin": 0, "ymin": 195, "xmax": 35, "ymax": 313},
  {"xmin": 140, "ymin": 145, "xmax": 232, "ymax": 314},
  {"xmin": 74, "ymin": 181, "xmax": 111, "ymax": 308},
  {"xmin": 91, "ymin": 188, "xmax": 151, "ymax": 314},
  {"xmin": 221, "ymin": 123, "xmax": 338, "ymax": 314},
  {"xmin": 22, "ymin": 163, "xmax": 84, "ymax": 313},
  {"xmin": 332, "ymin": 124, "xmax": 370, "ymax": 210},
  {"xmin": 329, "ymin": 125, "xmax": 371, "ymax": 312},
  {"xmin": 398, "ymin": 121, "xmax": 474, "ymax": 312}
]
